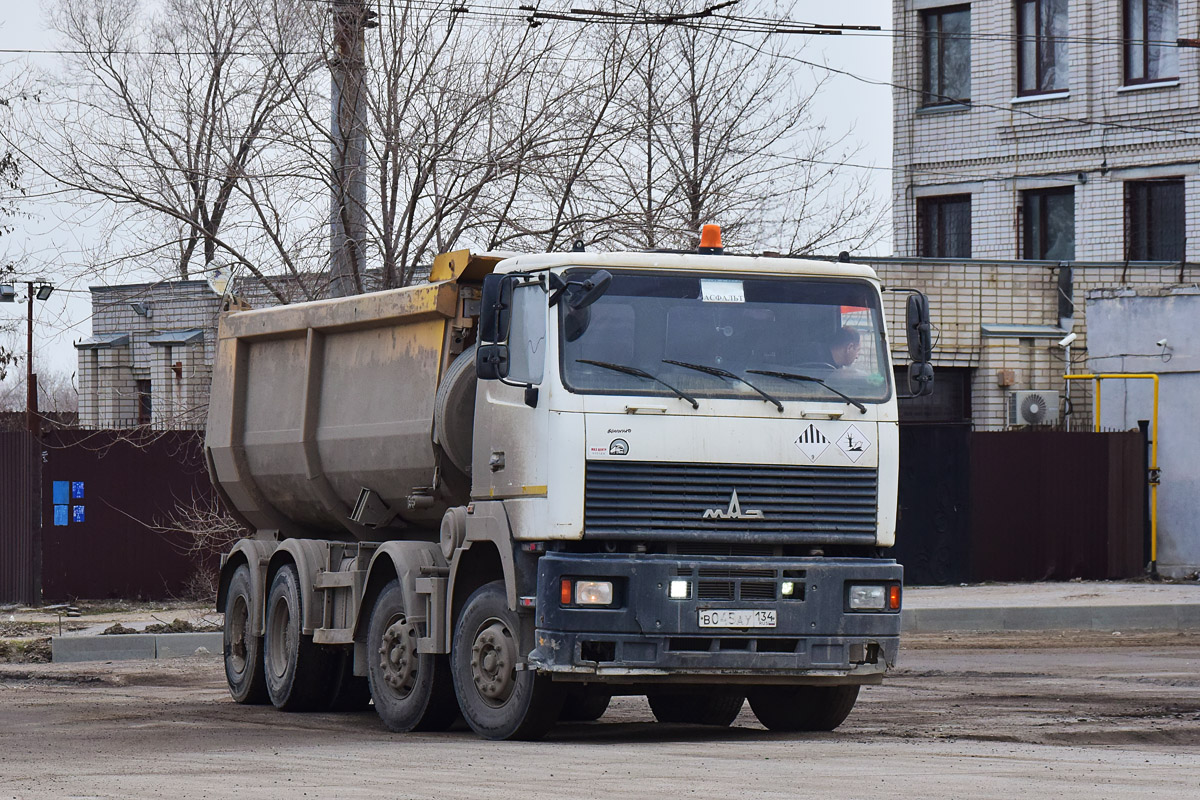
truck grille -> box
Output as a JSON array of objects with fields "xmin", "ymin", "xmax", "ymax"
[{"xmin": 584, "ymin": 461, "xmax": 878, "ymax": 544}]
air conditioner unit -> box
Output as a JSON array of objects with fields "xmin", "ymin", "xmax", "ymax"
[{"xmin": 1009, "ymin": 390, "xmax": 1060, "ymax": 427}]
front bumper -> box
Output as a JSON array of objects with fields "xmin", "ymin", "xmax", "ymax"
[{"xmin": 528, "ymin": 553, "xmax": 901, "ymax": 684}]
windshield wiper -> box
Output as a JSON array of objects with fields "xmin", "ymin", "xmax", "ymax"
[
  {"xmin": 746, "ymin": 369, "xmax": 867, "ymax": 414},
  {"xmin": 576, "ymin": 359, "xmax": 699, "ymax": 409},
  {"xmin": 663, "ymin": 359, "xmax": 783, "ymax": 412}
]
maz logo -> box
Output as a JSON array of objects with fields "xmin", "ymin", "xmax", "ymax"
[{"xmin": 702, "ymin": 490, "xmax": 765, "ymax": 520}]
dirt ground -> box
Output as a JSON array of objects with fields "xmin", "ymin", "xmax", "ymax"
[{"xmin": 1, "ymin": 631, "xmax": 1198, "ymax": 799}]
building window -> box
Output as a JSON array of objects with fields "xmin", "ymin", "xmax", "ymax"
[
  {"xmin": 1125, "ymin": 0, "xmax": 1178, "ymax": 84},
  {"xmin": 917, "ymin": 195, "xmax": 971, "ymax": 257},
  {"xmin": 1127, "ymin": 179, "xmax": 1185, "ymax": 260},
  {"xmin": 1023, "ymin": 187, "xmax": 1074, "ymax": 260},
  {"xmin": 922, "ymin": 6, "xmax": 971, "ymax": 106},
  {"xmin": 1017, "ymin": 0, "xmax": 1069, "ymax": 95},
  {"xmin": 136, "ymin": 380, "xmax": 152, "ymax": 426}
]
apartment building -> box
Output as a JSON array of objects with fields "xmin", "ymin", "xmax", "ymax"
[{"xmin": 891, "ymin": 0, "xmax": 1199, "ymax": 428}]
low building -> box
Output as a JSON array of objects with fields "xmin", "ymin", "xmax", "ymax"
[{"xmin": 75, "ymin": 282, "xmax": 221, "ymax": 430}]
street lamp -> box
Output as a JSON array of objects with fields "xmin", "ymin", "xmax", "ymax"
[{"xmin": 24, "ymin": 282, "xmax": 54, "ymax": 438}]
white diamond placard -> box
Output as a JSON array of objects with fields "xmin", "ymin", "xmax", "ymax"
[
  {"xmin": 835, "ymin": 424, "xmax": 872, "ymax": 462},
  {"xmin": 794, "ymin": 423, "xmax": 830, "ymax": 463}
]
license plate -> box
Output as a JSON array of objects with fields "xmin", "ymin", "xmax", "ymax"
[{"xmin": 697, "ymin": 609, "xmax": 777, "ymax": 628}]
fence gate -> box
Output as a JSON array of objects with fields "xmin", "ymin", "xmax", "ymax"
[{"xmin": 969, "ymin": 430, "xmax": 1144, "ymax": 580}]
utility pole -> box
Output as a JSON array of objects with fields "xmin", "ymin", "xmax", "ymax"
[
  {"xmin": 26, "ymin": 281, "xmax": 38, "ymax": 439},
  {"xmin": 329, "ymin": 0, "xmax": 372, "ymax": 298}
]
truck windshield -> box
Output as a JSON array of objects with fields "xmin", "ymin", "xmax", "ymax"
[{"xmin": 559, "ymin": 269, "xmax": 891, "ymax": 404}]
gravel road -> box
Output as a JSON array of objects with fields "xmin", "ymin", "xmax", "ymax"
[{"xmin": 1, "ymin": 632, "xmax": 1197, "ymax": 799}]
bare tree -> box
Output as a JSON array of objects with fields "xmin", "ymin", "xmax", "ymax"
[
  {"xmin": 17, "ymin": 0, "xmax": 324, "ymax": 294},
  {"xmin": 0, "ymin": 72, "xmax": 25, "ymax": 380},
  {"xmin": 606, "ymin": 9, "xmax": 887, "ymax": 254}
]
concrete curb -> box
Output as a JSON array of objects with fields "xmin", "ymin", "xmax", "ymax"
[
  {"xmin": 903, "ymin": 604, "xmax": 1200, "ymax": 633},
  {"xmin": 51, "ymin": 632, "xmax": 223, "ymax": 663}
]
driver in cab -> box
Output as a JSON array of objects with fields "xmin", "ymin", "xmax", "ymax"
[{"xmin": 829, "ymin": 326, "xmax": 861, "ymax": 369}]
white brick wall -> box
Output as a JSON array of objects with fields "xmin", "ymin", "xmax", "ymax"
[{"xmin": 77, "ymin": 282, "xmax": 222, "ymax": 430}]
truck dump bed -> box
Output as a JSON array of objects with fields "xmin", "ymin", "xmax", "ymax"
[{"xmin": 205, "ymin": 252, "xmax": 497, "ymax": 540}]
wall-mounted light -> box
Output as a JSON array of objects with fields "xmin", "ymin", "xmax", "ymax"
[
  {"xmin": 130, "ymin": 302, "xmax": 153, "ymax": 318},
  {"xmin": 35, "ymin": 284, "xmax": 54, "ymax": 301}
]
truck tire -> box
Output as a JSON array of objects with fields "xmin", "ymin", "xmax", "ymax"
[
  {"xmin": 648, "ymin": 691, "xmax": 745, "ymax": 726},
  {"xmin": 223, "ymin": 564, "xmax": 269, "ymax": 705},
  {"xmin": 747, "ymin": 685, "xmax": 860, "ymax": 732},
  {"xmin": 451, "ymin": 581, "xmax": 564, "ymax": 740},
  {"xmin": 560, "ymin": 687, "xmax": 612, "ymax": 722},
  {"xmin": 263, "ymin": 564, "xmax": 335, "ymax": 711},
  {"xmin": 366, "ymin": 580, "xmax": 458, "ymax": 731}
]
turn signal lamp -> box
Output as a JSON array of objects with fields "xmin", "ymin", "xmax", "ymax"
[
  {"xmin": 698, "ymin": 224, "xmax": 724, "ymax": 254},
  {"xmin": 889, "ymin": 584, "xmax": 901, "ymax": 610}
]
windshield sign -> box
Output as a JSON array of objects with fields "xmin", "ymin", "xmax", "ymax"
[{"xmin": 560, "ymin": 270, "xmax": 891, "ymax": 404}]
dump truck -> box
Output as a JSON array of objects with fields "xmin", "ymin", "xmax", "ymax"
[{"xmin": 208, "ymin": 233, "xmax": 934, "ymax": 740}]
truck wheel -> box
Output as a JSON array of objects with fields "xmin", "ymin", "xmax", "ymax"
[
  {"xmin": 560, "ymin": 687, "xmax": 612, "ymax": 722},
  {"xmin": 223, "ymin": 564, "xmax": 268, "ymax": 705},
  {"xmin": 648, "ymin": 691, "xmax": 745, "ymax": 726},
  {"xmin": 451, "ymin": 581, "xmax": 564, "ymax": 740},
  {"xmin": 747, "ymin": 685, "xmax": 860, "ymax": 731},
  {"xmin": 263, "ymin": 564, "xmax": 334, "ymax": 711},
  {"xmin": 366, "ymin": 580, "xmax": 458, "ymax": 731}
]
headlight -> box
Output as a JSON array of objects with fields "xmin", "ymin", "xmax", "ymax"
[
  {"xmin": 574, "ymin": 580, "xmax": 614, "ymax": 605},
  {"xmin": 668, "ymin": 579, "xmax": 690, "ymax": 599},
  {"xmin": 848, "ymin": 584, "xmax": 887, "ymax": 611}
]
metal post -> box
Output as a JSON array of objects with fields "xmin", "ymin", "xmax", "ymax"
[
  {"xmin": 329, "ymin": 0, "xmax": 369, "ymax": 298},
  {"xmin": 1063, "ymin": 340, "xmax": 1071, "ymax": 432},
  {"xmin": 25, "ymin": 281, "xmax": 39, "ymax": 439}
]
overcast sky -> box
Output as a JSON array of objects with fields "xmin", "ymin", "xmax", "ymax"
[{"xmin": 0, "ymin": 1, "xmax": 893, "ymax": 382}]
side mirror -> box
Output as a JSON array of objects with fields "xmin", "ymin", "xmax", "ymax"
[
  {"xmin": 478, "ymin": 274, "xmax": 514, "ymax": 381},
  {"xmin": 905, "ymin": 293, "xmax": 932, "ymax": 363},
  {"xmin": 565, "ymin": 270, "xmax": 612, "ymax": 310},
  {"xmin": 476, "ymin": 343, "xmax": 510, "ymax": 381},
  {"xmin": 480, "ymin": 273, "xmax": 514, "ymax": 346},
  {"xmin": 908, "ymin": 362, "xmax": 934, "ymax": 397}
]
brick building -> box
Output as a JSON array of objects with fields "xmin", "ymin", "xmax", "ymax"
[
  {"xmin": 75, "ymin": 282, "xmax": 223, "ymax": 430},
  {"xmin": 890, "ymin": 0, "xmax": 1198, "ymax": 428},
  {"xmin": 73, "ymin": 268, "xmax": 426, "ymax": 431}
]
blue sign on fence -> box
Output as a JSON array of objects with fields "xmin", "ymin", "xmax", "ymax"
[
  {"xmin": 71, "ymin": 481, "xmax": 85, "ymax": 500},
  {"xmin": 72, "ymin": 505, "xmax": 85, "ymax": 524},
  {"xmin": 52, "ymin": 481, "xmax": 69, "ymax": 505},
  {"xmin": 53, "ymin": 505, "xmax": 69, "ymax": 527}
]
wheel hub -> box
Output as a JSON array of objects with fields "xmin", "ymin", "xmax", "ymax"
[
  {"xmin": 378, "ymin": 618, "xmax": 418, "ymax": 696},
  {"xmin": 470, "ymin": 621, "xmax": 516, "ymax": 704}
]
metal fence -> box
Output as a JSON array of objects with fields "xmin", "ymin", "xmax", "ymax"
[{"xmin": 0, "ymin": 432, "xmax": 38, "ymax": 604}]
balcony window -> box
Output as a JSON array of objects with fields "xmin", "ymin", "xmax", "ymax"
[
  {"xmin": 1125, "ymin": 0, "xmax": 1178, "ymax": 84},
  {"xmin": 1023, "ymin": 187, "xmax": 1074, "ymax": 260},
  {"xmin": 922, "ymin": 6, "xmax": 972, "ymax": 107},
  {"xmin": 1127, "ymin": 179, "xmax": 1185, "ymax": 261},
  {"xmin": 1017, "ymin": 0, "xmax": 1069, "ymax": 95},
  {"xmin": 917, "ymin": 194, "xmax": 972, "ymax": 258}
]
